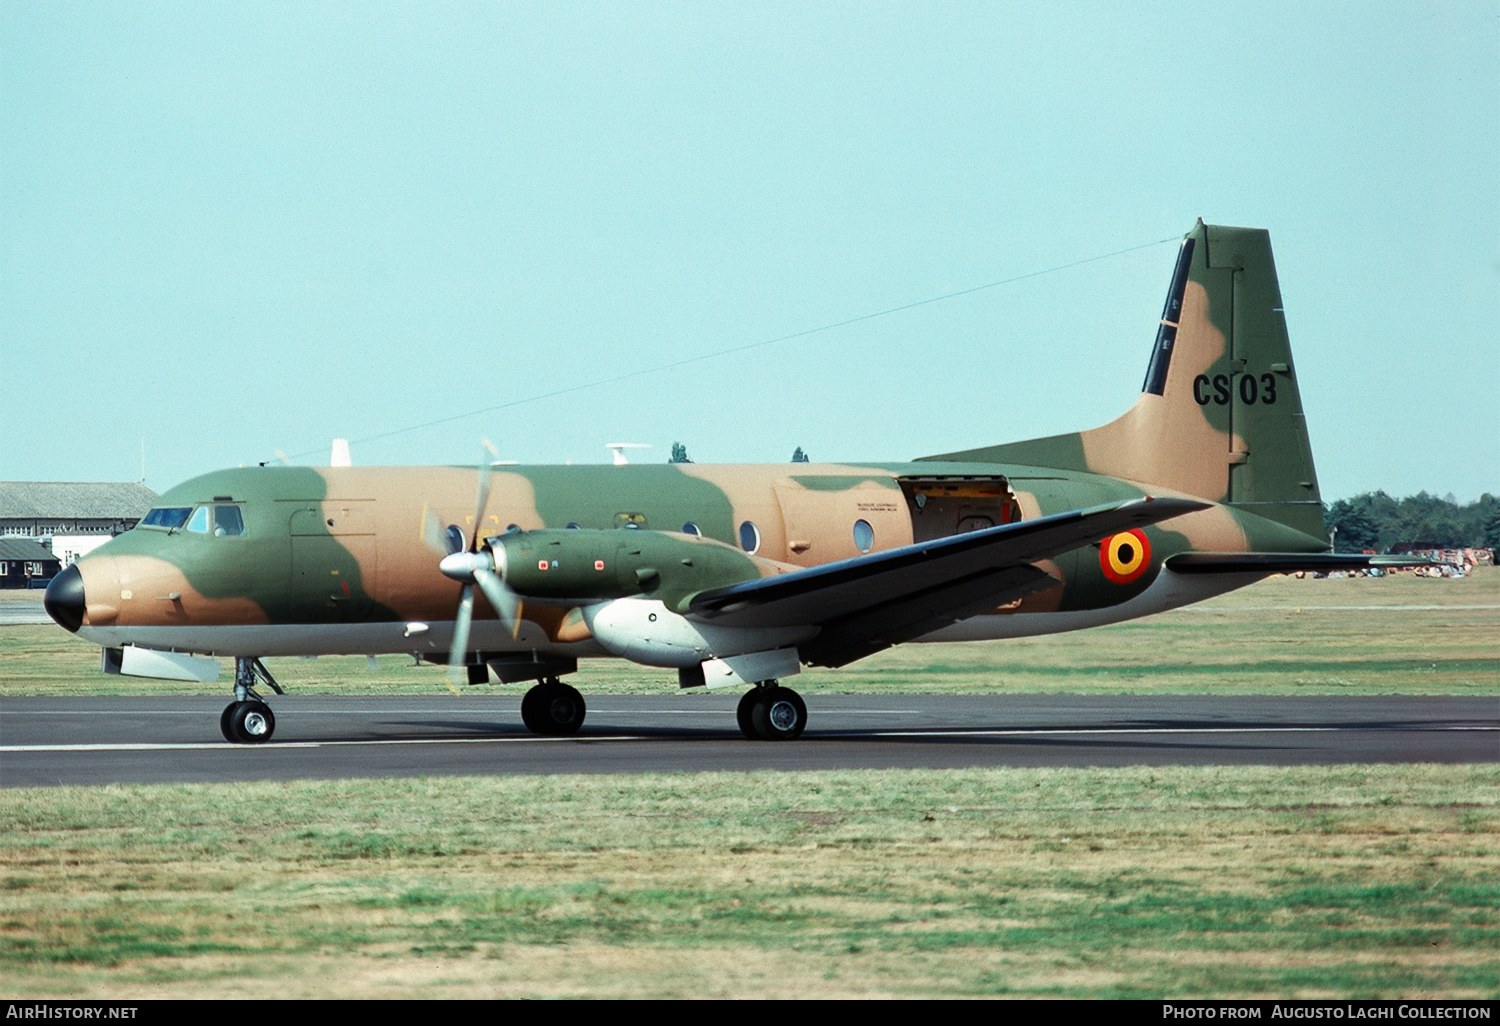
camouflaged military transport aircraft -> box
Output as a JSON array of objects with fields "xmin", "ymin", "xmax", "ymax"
[{"xmin": 46, "ymin": 220, "xmax": 1395, "ymax": 745}]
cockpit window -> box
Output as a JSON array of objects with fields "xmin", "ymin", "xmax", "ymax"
[
  {"xmin": 142, "ymin": 507, "xmax": 192, "ymax": 530},
  {"xmin": 146, "ymin": 505, "xmax": 245, "ymax": 536},
  {"xmin": 213, "ymin": 505, "xmax": 245, "ymax": 537}
]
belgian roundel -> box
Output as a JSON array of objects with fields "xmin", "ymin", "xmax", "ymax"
[{"xmin": 1100, "ymin": 529, "xmax": 1152, "ymax": 584}]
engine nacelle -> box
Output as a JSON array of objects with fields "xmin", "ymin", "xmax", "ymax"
[
  {"xmin": 583, "ymin": 597, "xmax": 816, "ymax": 668},
  {"xmin": 492, "ymin": 528, "xmax": 766, "ymax": 610}
]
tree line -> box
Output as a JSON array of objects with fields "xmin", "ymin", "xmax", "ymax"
[{"xmin": 1325, "ymin": 491, "xmax": 1500, "ymax": 553}]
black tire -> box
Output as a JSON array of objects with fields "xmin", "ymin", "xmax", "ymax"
[
  {"xmin": 736, "ymin": 688, "xmax": 760, "ymax": 739},
  {"xmin": 749, "ymin": 686, "xmax": 806, "ymax": 741},
  {"xmin": 521, "ymin": 681, "xmax": 586, "ymax": 736},
  {"xmin": 220, "ymin": 701, "xmax": 244, "ymax": 742},
  {"xmin": 228, "ymin": 700, "xmax": 276, "ymax": 744},
  {"xmin": 520, "ymin": 686, "xmax": 544, "ymax": 733}
]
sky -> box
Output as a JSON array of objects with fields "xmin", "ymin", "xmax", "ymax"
[{"xmin": 3, "ymin": 1, "xmax": 1496, "ymax": 503}]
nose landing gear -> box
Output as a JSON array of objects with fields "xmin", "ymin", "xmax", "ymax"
[
  {"xmin": 220, "ymin": 657, "xmax": 284, "ymax": 744},
  {"xmin": 221, "ymin": 699, "xmax": 276, "ymax": 743}
]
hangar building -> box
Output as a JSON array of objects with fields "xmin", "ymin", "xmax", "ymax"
[{"xmin": 0, "ymin": 482, "xmax": 159, "ymax": 571}]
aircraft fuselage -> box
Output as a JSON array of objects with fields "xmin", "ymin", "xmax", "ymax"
[{"xmin": 55, "ymin": 459, "xmax": 1315, "ymax": 662}]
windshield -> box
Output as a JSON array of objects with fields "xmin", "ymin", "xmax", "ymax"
[
  {"xmin": 140, "ymin": 505, "xmax": 245, "ymax": 535},
  {"xmin": 141, "ymin": 507, "xmax": 192, "ymax": 530}
]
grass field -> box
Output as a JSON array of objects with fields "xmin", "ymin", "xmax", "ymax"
[
  {"xmin": 1, "ymin": 570, "xmax": 1496, "ymax": 998},
  {"xmin": 1, "ymin": 766, "xmax": 1495, "ymax": 999}
]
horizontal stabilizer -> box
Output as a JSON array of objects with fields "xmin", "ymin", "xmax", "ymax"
[
  {"xmin": 690, "ymin": 496, "xmax": 1207, "ymax": 666},
  {"xmin": 1165, "ymin": 552, "xmax": 1435, "ymax": 575}
]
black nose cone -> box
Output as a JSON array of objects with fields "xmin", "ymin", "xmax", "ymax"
[{"xmin": 45, "ymin": 564, "xmax": 86, "ymax": 632}]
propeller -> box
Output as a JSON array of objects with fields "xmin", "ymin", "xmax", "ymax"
[{"xmin": 428, "ymin": 442, "xmax": 525, "ymax": 690}]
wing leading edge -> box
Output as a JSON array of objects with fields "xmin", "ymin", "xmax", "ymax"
[{"xmin": 688, "ymin": 496, "xmax": 1208, "ymax": 667}]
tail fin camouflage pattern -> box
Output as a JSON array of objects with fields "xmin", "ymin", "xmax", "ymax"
[{"xmin": 924, "ymin": 220, "xmax": 1326, "ymax": 541}]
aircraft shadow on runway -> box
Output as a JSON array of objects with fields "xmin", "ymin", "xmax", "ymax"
[{"xmin": 329, "ymin": 714, "xmax": 1487, "ymax": 754}]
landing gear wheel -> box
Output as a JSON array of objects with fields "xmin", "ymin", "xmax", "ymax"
[
  {"xmin": 220, "ymin": 701, "xmax": 243, "ymax": 742},
  {"xmin": 222, "ymin": 658, "xmax": 283, "ymax": 743},
  {"xmin": 746, "ymin": 685, "xmax": 806, "ymax": 741},
  {"xmin": 736, "ymin": 688, "xmax": 760, "ymax": 740},
  {"xmin": 223, "ymin": 699, "xmax": 276, "ymax": 744},
  {"xmin": 520, "ymin": 680, "xmax": 586, "ymax": 736}
]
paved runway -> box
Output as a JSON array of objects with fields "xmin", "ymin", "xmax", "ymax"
[
  {"xmin": 0, "ymin": 605, "xmax": 50, "ymax": 625},
  {"xmin": 2, "ymin": 693, "xmax": 1495, "ymax": 786}
]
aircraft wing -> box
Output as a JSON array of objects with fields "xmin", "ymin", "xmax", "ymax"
[{"xmin": 687, "ymin": 496, "xmax": 1208, "ymax": 667}]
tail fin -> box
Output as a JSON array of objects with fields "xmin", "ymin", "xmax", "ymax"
[{"xmin": 921, "ymin": 220, "xmax": 1325, "ymax": 540}]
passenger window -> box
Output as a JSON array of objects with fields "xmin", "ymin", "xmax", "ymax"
[
  {"xmin": 186, "ymin": 506, "xmax": 210, "ymax": 534},
  {"xmin": 739, "ymin": 521, "xmax": 760, "ymax": 553},
  {"xmin": 682, "ymin": 522, "xmax": 701, "ymax": 536},
  {"xmin": 213, "ymin": 506, "xmax": 245, "ymax": 537},
  {"xmin": 853, "ymin": 519, "xmax": 874, "ymax": 553}
]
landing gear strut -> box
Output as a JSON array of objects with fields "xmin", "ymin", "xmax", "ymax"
[
  {"xmin": 738, "ymin": 681, "xmax": 807, "ymax": 741},
  {"xmin": 520, "ymin": 677, "xmax": 586, "ymax": 736},
  {"xmin": 221, "ymin": 657, "xmax": 283, "ymax": 744}
]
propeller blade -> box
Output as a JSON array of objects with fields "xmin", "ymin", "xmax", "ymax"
[
  {"xmin": 470, "ymin": 439, "xmax": 500, "ymax": 551},
  {"xmin": 432, "ymin": 440, "xmax": 506, "ymax": 695},
  {"xmin": 473, "ymin": 563, "xmax": 523, "ymax": 640},
  {"xmin": 445, "ymin": 582, "xmax": 475, "ymax": 695},
  {"xmin": 421, "ymin": 505, "xmax": 463, "ymax": 557}
]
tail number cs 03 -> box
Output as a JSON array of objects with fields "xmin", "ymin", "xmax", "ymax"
[{"xmin": 1193, "ymin": 372, "xmax": 1278, "ymax": 406}]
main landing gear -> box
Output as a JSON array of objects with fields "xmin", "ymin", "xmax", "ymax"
[
  {"xmin": 520, "ymin": 677, "xmax": 586, "ymax": 736},
  {"xmin": 737, "ymin": 681, "xmax": 807, "ymax": 741},
  {"xmin": 512, "ymin": 675, "xmax": 808, "ymax": 740},
  {"xmin": 221, "ymin": 657, "xmax": 283, "ymax": 744},
  {"xmin": 513, "ymin": 677, "xmax": 805, "ymax": 740}
]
